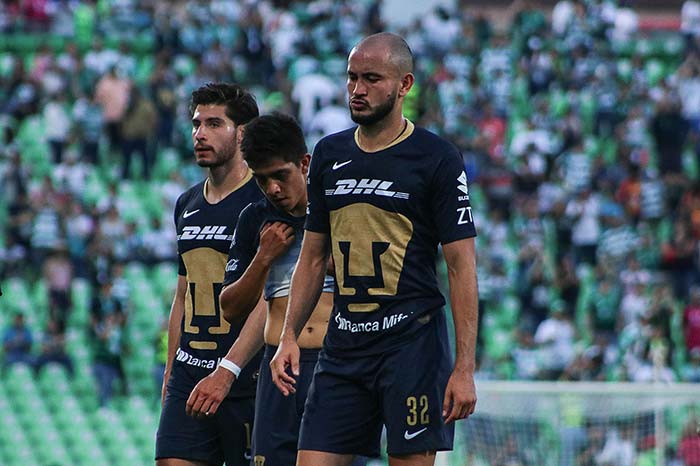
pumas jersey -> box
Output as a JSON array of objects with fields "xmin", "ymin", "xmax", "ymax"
[
  {"xmin": 171, "ymin": 174, "xmax": 263, "ymax": 398},
  {"xmin": 305, "ymin": 120, "xmax": 477, "ymax": 356},
  {"xmin": 222, "ymin": 197, "xmax": 334, "ymax": 298}
]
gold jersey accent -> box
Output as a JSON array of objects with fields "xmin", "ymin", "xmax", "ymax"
[
  {"xmin": 330, "ymin": 203, "xmax": 413, "ymax": 312},
  {"xmin": 353, "ymin": 118, "xmax": 415, "ymax": 153},
  {"xmin": 182, "ymin": 247, "xmax": 231, "ymax": 350}
]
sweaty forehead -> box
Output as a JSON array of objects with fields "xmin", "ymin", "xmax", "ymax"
[
  {"xmin": 193, "ymin": 104, "xmax": 231, "ymax": 122},
  {"xmin": 251, "ymin": 159, "xmax": 293, "ymax": 175},
  {"xmin": 348, "ymin": 46, "xmax": 398, "ymax": 75}
]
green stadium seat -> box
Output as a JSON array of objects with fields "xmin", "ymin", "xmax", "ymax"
[
  {"xmin": 645, "ymin": 59, "xmax": 666, "ymax": 86},
  {"xmin": 173, "ymin": 54, "xmax": 196, "ymax": 77},
  {"xmin": 496, "ymin": 295, "xmax": 520, "ymax": 327},
  {"xmin": 661, "ymin": 34, "xmax": 684, "ymax": 59},
  {"xmin": 152, "ymin": 262, "xmax": 177, "ymax": 297},
  {"xmin": 322, "ymin": 56, "xmax": 347, "ymax": 77},
  {"xmin": 152, "ymin": 147, "xmax": 182, "ymax": 180},
  {"xmin": 71, "ymin": 278, "xmax": 92, "ymax": 314},
  {"xmin": 635, "ymin": 38, "xmax": 653, "ymax": 58},
  {"xmin": 3, "ymin": 363, "xmax": 35, "ymax": 394},
  {"xmin": 131, "ymin": 32, "xmax": 155, "ymax": 54},
  {"xmin": 617, "ymin": 58, "xmax": 633, "ymax": 82},
  {"xmin": 1, "ymin": 277, "xmax": 32, "ymax": 314},
  {"xmin": 287, "ymin": 55, "xmax": 319, "ymax": 82}
]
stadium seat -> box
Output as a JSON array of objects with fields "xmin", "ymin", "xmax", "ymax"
[{"xmin": 644, "ymin": 59, "xmax": 666, "ymax": 86}]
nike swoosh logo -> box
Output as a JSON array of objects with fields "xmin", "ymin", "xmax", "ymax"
[
  {"xmin": 332, "ymin": 160, "xmax": 352, "ymax": 170},
  {"xmin": 404, "ymin": 427, "xmax": 428, "ymax": 440},
  {"xmin": 183, "ymin": 209, "xmax": 200, "ymax": 218}
]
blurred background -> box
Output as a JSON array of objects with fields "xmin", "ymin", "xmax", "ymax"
[{"xmin": 0, "ymin": 0, "xmax": 699, "ymax": 465}]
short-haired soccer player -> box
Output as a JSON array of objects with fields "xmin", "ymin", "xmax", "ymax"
[
  {"xmin": 156, "ymin": 82, "xmax": 263, "ymax": 466},
  {"xmin": 271, "ymin": 32, "xmax": 480, "ymax": 466}
]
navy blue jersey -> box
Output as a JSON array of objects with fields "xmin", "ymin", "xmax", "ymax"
[
  {"xmin": 223, "ymin": 197, "xmax": 334, "ymax": 298},
  {"xmin": 305, "ymin": 120, "xmax": 477, "ymax": 355},
  {"xmin": 172, "ymin": 174, "xmax": 263, "ymax": 398}
]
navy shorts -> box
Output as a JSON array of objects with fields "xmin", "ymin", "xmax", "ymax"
[
  {"xmin": 252, "ymin": 345, "xmax": 320, "ymax": 466},
  {"xmin": 299, "ymin": 311, "xmax": 455, "ymax": 457},
  {"xmin": 156, "ymin": 385, "xmax": 254, "ymax": 466}
]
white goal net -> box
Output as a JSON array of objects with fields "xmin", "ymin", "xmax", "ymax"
[{"xmin": 439, "ymin": 381, "xmax": 700, "ymax": 466}]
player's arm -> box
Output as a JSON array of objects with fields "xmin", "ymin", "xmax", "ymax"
[
  {"xmin": 220, "ymin": 221, "xmax": 295, "ymax": 322},
  {"xmin": 162, "ymin": 274, "xmax": 187, "ymax": 405},
  {"xmin": 186, "ymin": 295, "xmax": 267, "ymax": 418},
  {"xmin": 441, "ymin": 238, "xmax": 478, "ymax": 423},
  {"xmin": 270, "ymin": 231, "xmax": 330, "ymax": 395}
]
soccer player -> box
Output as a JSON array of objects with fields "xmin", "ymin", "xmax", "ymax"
[
  {"xmin": 156, "ymin": 82, "xmax": 263, "ymax": 466},
  {"xmin": 187, "ymin": 113, "xmax": 365, "ymax": 466},
  {"xmin": 270, "ymin": 32, "xmax": 479, "ymax": 466}
]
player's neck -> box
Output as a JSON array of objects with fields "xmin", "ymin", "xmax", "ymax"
[
  {"xmin": 357, "ymin": 112, "xmax": 406, "ymax": 152},
  {"xmin": 287, "ymin": 195, "xmax": 308, "ymax": 218},
  {"xmin": 205, "ymin": 159, "xmax": 249, "ymax": 203}
]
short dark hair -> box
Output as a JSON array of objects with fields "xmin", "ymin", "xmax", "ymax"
[
  {"xmin": 240, "ymin": 113, "xmax": 307, "ymax": 167},
  {"xmin": 189, "ymin": 82, "xmax": 259, "ymax": 125}
]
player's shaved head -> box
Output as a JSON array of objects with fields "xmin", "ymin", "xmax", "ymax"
[{"xmin": 351, "ymin": 32, "xmax": 413, "ymax": 76}]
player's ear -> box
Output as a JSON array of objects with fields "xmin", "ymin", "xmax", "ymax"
[
  {"xmin": 236, "ymin": 124, "xmax": 246, "ymax": 146},
  {"xmin": 300, "ymin": 153, "xmax": 311, "ymax": 175},
  {"xmin": 398, "ymin": 72, "xmax": 414, "ymax": 98}
]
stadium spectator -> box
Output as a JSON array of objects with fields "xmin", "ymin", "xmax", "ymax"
[
  {"xmin": 72, "ymin": 91, "xmax": 104, "ymax": 164},
  {"xmin": 678, "ymin": 416, "xmax": 700, "ymax": 466},
  {"xmin": 91, "ymin": 281, "xmax": 124, "ymax": 322},
  {"xmin": 120, "ymin": 87, "xmax": 158, "ymax": 179},
  {"xmin": 595, "ymin": 424, "xmax": 636, "ymax": 466},
  {"xmin": 43, "ymin": 244, "xmax": 74, "ymax": 331},
  {"xmin": 683, "ymin": 287, "xmax": 700, "ymax": 353},
  {"xmin": 94, "ymin": 65, "xmax": 131, "ymax": 151},
  {"xmin": 34, "ymin": 317, "xmax": 73, "ymax": 374},
  {"xmin": 511, "ymin": 327, "xmax": 541, "ymax": 380},
  {"xmin": 43, "ymin": 91, "xmax": 71, "ymax": 164},
  {"xmin": 1, "ymin": 313, "xmax": 34, "ymax": 368},
  {"xmin": 661, "ymin": 219, "xmax": 697, "ymax": 301},
  {"xmin": 91, "ymin": 312, "xmax": 126, "ymax": 406},
  {"xmin": 682, "ymin": 0, "xmax": 700, "ymax": 46},
  {"xmin": 534, "ymin": 301, "xmax": 576, "ymax": 378},
  {"xmin": 681, "ymin": 347, "xmax": 700, "ymax": 382},
  {"xmin": 651, "ymin": 95, "xmax": 689, "ymax": 181}
]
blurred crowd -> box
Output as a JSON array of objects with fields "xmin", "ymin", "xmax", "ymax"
[{"xmin": 1, "ymin": 0, "xmax": 700, "ymax": 410}]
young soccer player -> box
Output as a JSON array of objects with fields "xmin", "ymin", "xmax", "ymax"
[{"xmin": 156, "ymin": 83, "xmax": 263, "ymax": 466}]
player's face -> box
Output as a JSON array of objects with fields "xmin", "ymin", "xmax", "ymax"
[
  {"xmin": 191, "ymin": 104, "xmax": 239, "ymax": 168},
  {"xmin": 346, "ymin": 48, "xmax": 401, "ymax": 126},
  {"xmin": 251, "ymin": 155, "xmax": 311, "ymax": 215}
]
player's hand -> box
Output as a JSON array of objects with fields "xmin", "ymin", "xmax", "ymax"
[
  {"xmin": 270, "ymin": 336, "xmax": 300, "ymax": 396},
  {"xmin": 258, "ymin": 222, "xmax": 295, "ymax": 266},
  {"xmin": 442, "ymin": 367, "xmax": 476, "ymax": 424},
  {"xmin": 185, "ymin": 367, "xmax": 236, "ymax": 419}
]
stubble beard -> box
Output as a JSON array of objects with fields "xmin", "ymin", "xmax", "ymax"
[
  {"xmin": 196, "ymin": 143, "xmax": 237, "ymax": 169},
  {"xmin": 349, "ymin": 90, "xmax": 397, "ymax": 126}
]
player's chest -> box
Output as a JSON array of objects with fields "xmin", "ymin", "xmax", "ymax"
[
  {"xmin": 320, "ymin": 156, "xmax": 429, "ymax": 211},
  {"xmin": 177, "ymin": 203, "xmax": 237, "ymax": 253}
]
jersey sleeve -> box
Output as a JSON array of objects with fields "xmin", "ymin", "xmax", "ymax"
[
  {"xmin": 430, "ymin": 146, "xmax": 477, "ymax": 244},
  {"xmin": 223, "ymin": 204, "xmax": 260, "ymax": 286},
  {"xmin": 304, "ymin": 140, "xmax": 330, "ymax": 233}
]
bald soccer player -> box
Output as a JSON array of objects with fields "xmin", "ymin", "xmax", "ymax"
[{"xmin": 270, "ymin": 33, "xmax": 480, "ymax": 466}]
